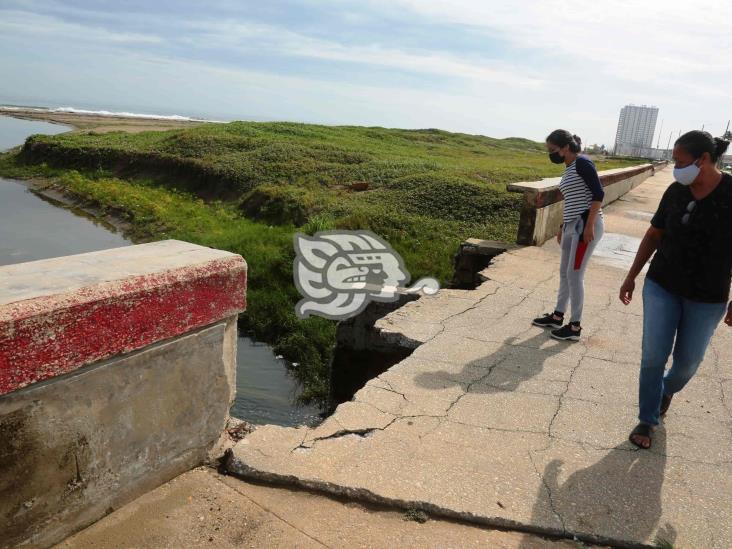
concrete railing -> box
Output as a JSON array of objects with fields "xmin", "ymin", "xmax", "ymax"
[
  {"xmin": 0, "ymin": 240, "xmax": 247, "ymax": 548},
  {"xmin": 508, "ymin": 161, "xmax": 668, "ymax": 245}
]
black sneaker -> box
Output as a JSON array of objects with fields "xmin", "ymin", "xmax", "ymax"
[
  {"xmin": 550, "ymin": 322, "xmax": 581, "ymax": 341},
  {"xmin": 532, "ymin": 312, "xmax": 564, "ymax": 329}
]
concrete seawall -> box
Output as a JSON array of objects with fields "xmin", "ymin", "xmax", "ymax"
[
  {"xmin": 0, "ymin": 240, "xmax": 247, "ymax": 548},
  {"xmin": 509, "ymin": 161, "xmax": 668, "ymax": 245}
]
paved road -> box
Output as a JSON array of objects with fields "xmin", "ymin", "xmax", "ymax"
[{"xmin": 228, "ymin": 167, "xmax": 732, "ymax": 548}]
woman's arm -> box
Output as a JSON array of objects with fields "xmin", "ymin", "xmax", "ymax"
[
  {"xmin": 583, "ymin": 200, "xmax": 602, "ymax": 242},
  {"xmin": 575, "ymin": 157, "xmax": 605, "ymax": 242},
  {"xmin": 619, "ymin": 226, "xmax": 664, "ymax": 304}
]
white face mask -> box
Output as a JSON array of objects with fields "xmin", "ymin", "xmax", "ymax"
[{"xmin": 673, "ymin": 160, "xmax": 700, "ymax": 186}]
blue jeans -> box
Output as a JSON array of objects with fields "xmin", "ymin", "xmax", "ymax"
[{"xmin": 638, "ymin": 278, "xmax": 726, "ymax": 426}]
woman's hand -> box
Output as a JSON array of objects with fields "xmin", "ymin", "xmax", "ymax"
[
  {"xmin": 619, "ymin": 277, "xmax": 635, "ymax": 305},
  {"xmin": 725, "ymin": 302, "xmax": 732, "ymax": 327},
  {"xmin": 557, "ymin": 226, "xmax": 562, "ymax": 244},
  {"xmin": 583, "ymin": 223, "xmax": 595, "ymax": 243}
]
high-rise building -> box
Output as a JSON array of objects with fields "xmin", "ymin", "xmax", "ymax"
[{"xmin": 614, "ymin": 104, "xmax": 659, "ymax": 156}]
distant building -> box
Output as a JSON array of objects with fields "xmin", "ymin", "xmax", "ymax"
[
  {"xmin": 614, "ymin": 104, "xmax": 659, "ymax": 156},
  {"xmin": 722, "ymin": 154, "xmax": 732, "ymax": 171}
]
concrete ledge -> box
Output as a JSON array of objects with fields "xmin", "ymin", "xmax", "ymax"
[
  {"xmin": 0, "ymin": 240, "xmax": 247, "ymax": 548},
  {"xmin": 508, "ymin": 162, "xmax": 668, "ymax": 245},
  {"xmin": 0, "ymin": 239, "xmax": 247, "ymax": 395}
]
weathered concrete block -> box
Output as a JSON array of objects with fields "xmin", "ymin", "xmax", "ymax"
[
  {"xmin": 0, "ymin": 240, "xmax": 247, "ymax": 548},
  {"xmin": 0, "ymin": 318, "xmax": 237, "ymax": 548}
]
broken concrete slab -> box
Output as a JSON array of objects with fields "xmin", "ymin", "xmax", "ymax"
[{"xmin": 227, "ymin": 420, "xmax": 565, "ymax": 536}]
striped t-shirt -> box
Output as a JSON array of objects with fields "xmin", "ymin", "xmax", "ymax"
[{"xmin": 559, "ymin": 155, "xmax": 605, "ymax": 223}]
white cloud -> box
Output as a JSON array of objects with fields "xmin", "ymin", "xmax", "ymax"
[
  {"xmin": 0, "ymin": 9, "xmax": 163, "ymax": 44},
  {"xmin": 349, "ymin": 0, "xmax": 732, "ymax": 141},
  {"xmin": 369, "ymin": 0, "xmax": 732, "ymax": 79},
  {"xmin": 176, "ymin": 20, "xmax": 543, "ymax": 88}
]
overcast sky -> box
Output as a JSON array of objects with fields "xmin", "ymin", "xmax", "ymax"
[{"xmin": 1, "ymin": 0, "xmax": 730, "ymax": 146}]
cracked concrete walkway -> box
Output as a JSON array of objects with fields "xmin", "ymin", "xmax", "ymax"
[{"xmin": 228, "ymin": 167, "xmax": 732, "ymax": 548}]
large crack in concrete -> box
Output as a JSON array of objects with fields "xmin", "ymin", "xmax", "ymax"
[
  {"xmin": 295, "ymin": 428, "xmax": 378, "ymax": 450},
  {"xmin": 223, "ymin": 448, "xmax": 656, "ymax": 549}
]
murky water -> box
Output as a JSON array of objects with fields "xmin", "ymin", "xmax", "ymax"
[
  {"xmin": 0, "ymin": 115, "xmax": 321, "ymax": 426},
  {"xmin": 234, "ymin": 339, "xmax": 321, "ymax": 425},
  {"xmin": 0, "ymin": 180, "xmax": 131, "ymax": 263}
]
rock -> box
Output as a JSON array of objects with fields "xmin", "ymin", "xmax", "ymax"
[{"xmin": 348, "ymin": 181, "xmax": 369, "ymax": 191}]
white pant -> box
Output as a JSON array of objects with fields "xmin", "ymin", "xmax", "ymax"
[{"xmin": 555, "ymin": 213, "xmax": 604, "ymax": 323}]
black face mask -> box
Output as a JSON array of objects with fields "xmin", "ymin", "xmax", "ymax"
[{"xmin": 549, "ymin": 151, "xmax": 564, "ymax": 164}]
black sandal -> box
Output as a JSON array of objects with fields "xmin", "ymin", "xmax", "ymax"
[
  {"xmin": 660, "ymin": 393, "xmax": 673, "ymax": 416},
  {"xmin": 629, "ymin": 423, "xmax": 655, "ymax": 449}
]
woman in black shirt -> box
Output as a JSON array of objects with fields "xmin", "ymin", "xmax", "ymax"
[{"xmin": 619, "ymin": 130, "xmax": 732, "ymax": 449}]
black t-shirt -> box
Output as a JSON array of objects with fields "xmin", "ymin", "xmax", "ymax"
[{"xmin": 647, "ymin": 172, "xmax": 732, "ymax": 303}]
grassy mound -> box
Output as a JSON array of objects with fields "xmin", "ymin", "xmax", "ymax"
[{"xmin": 19, "ymin": 122, "xmax": 633, "ymax": 198}]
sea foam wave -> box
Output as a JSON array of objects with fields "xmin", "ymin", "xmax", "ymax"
[
  {"xmin": 1, "ymin": 105, "xmax": 223, "ymax": 123},
  {"xmin": 50, "ymin": 107, "xmax": 207, "ymax": 121}
]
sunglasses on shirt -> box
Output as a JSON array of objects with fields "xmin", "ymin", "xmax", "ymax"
[{"xmin": 681, "ymin": 200, "xmax": 697, "ymax": 226}]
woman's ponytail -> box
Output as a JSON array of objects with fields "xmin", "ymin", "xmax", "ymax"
[{"xmin": 571, "ymin": 134, "xmax": 582, "ymax": 153}]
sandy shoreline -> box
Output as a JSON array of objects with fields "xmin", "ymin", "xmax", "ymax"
[{"xmin": 0, "ymin": 106, "xmax": 207, "ymax": 133}]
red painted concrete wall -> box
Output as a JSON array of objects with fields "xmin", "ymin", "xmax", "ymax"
[{"xmin": 0, "ymin": 254, "xmax": 247, "ymax": 395}]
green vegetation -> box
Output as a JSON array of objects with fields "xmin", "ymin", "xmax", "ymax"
[
  {"xmin": 402, "ymin": 506, "xmax": 429, "ymax": 523},
  {"xmin": 653, "ymin": 538, "xmax": 675, "ymax": 549},
  {"xmin": 0, "ymin": 121, "xmax": 640, "ymax": 406}
]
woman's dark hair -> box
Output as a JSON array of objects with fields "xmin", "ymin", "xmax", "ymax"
[
  {"xmin": 546, "ymin": 129, "xmax": 582, "ymax": 153},
  {"xmin": 675, "ymin": 130, "xmax": 730, "ymax": 162}
]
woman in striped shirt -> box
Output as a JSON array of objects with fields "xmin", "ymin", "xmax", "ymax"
[{"xmin": 532, "ymin": 129, "xmax": 605, "ymax": 341}]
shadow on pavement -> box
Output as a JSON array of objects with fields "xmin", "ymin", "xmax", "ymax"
[
  {"xmin": 519, "ymin": 432, "xmax": 673, "ymax": 548},
  {"xmin": 413, "ymin": 331, "xmax": 569, "ymax": 394}
]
